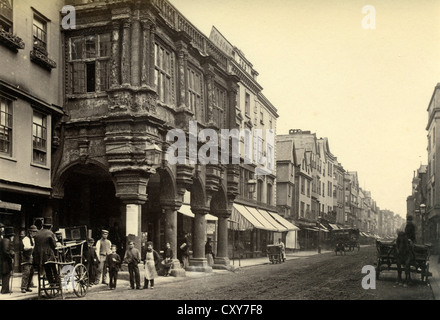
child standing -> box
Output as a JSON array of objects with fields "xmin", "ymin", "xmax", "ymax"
[
  {"xmin": 124, "ymin": 241, "xmax": 141, "ymax": 289},
  {"xmin": 143, "ymin": 241, "xmax": 160, "ymax": 289},
  {"xmin": 106, "ymin": 244, "xmax": 121, "ymax": 290}
]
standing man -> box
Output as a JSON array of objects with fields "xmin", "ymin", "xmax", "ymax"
[
  {"xmin": 21, "ymin": 225, "xmax": 38, "ymax": 293},
  {"xmin": 405, "ymin": 215, "xmax": 417, "ymax": 243},
  {"xmin": 1, "ymin": 227, "xmax": 15, "ymax": 294},
  {"xmin": 34, "ymin": 219, "xmax": 57, "ymax": 285},
  {"xmin": 278, "ymin": 238, "xmax": 286, "ymax": 262},
  {"xmin": 95, "ymin": 230, "xmax": 112, "ymax": 285}
]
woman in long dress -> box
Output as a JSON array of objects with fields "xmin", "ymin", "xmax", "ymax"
[{"xmin": 143, "ymin": 241, "xmax": 160, "ymax": 289}]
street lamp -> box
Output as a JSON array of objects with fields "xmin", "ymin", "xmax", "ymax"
[
  {"xmin": 247, "ymin": 179, "xmax": 257, "ymax": 193},
  {"xmin": 420, "ymin": 203, "xmax": 426, "ymax": 243},
  {"xmin": 145, "ymin": 141, "xmax": 162, "ymax": 166}
]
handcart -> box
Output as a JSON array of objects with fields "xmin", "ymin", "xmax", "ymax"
[
  {"xmin": 37, "ymin": 226, "xmax": 89, "ymax": 299},
  {"xmin": 267, "ymin": 244, "xmax": 284, "ymax": 264}
]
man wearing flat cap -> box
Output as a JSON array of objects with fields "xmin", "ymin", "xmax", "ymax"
[
  {"xmin": 95, "ymin": 229, "xmax": 112, "ymax": 285},
  {"xmin": 33, "ymin": 218, "xmax": 58, "ymax": 285},
  {"xmin": 21, "ymin": 225, "xmax": 38, "ymax": 293}
]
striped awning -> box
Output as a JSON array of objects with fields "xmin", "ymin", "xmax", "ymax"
[
  {"xmin": 268, "ymin": 212, "xmax": 299, "ymax": 231},
  {"xmin": 256, "ymin": 209, "xmax": 288, "ymax": 232}
]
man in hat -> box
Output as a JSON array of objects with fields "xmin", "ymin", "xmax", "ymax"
[
  {"xmin": 95, "ymin": 229, "xmax": 112, "ymax": 285},
  {"xmin": 20, "ymin": 225, "xmax": 38, "ymax": 293},
  {"xmin": 1, "ymin": 227, "xmax": 15, "ymax": 294},
  {"xmin": 83, "ymin": 237, "xmax": 99, "ymax": 286},
  {"xmin": 33, "ymin": 218, "xmax": 57, "ymax": 285}
]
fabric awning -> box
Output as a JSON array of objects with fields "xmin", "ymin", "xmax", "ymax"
[
  {"xmin": 257, "ymin": 209, "xmax": 288, "ymax": 232},
  {"xmin": 178, "ymin": 204, "xmax": 218, "ymax": 221},
  {"xmin": 268, "ymin": 212, "xmax": 299, "ymax": 231},
  {"xmin": 232, "ymin": 204, "xmax": 278, "ymax": 231},
  {"xmin": 245, "ymin": 206, "xmax": 278, "ymax": 231},
  {"xmin": 329, "ymin": 223, "xmax": 341, "ymax": 230}
]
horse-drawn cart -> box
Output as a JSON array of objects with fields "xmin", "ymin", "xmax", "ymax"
[
  {"xmin": 330, "ymin": 228, "xmax": 360, "ymax": 254},
  {"xmin": 37, "ymin": 226, "xmax": 90, "ymax": 299},
  {"xmin": 375, "ymin": 237, "xmax": 431, "ymax": 283}
]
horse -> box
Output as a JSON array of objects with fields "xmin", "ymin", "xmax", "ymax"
[
  {"xmin": 334, "ymin": 242, "xmax": 346, "ymax": 256},
  {"xmin": 395, "ymin": 231, "xmax": 414, "ymax": 287}
]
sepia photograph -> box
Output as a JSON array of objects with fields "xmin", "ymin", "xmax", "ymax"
[{"xmin": 0, "ymin": 0, "xmax": 439, "ymax": 310}]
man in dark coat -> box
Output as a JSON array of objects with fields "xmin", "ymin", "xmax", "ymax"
[
  {"xmin": 83, "ymin": 238, "xmax": 99, "ymax": 286},
  {"xmin": 1, "ymin": 227, "xmax": 15, "ymax": 294},
  {"xmin": 405, "ymin": 215, "xmax": 416, "ymax": 243},
  {"xmin": 33, "ymin": 221, "xmax": 57, "ymax": 284}
]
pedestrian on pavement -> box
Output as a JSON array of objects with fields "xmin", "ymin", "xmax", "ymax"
[
  {"xmin": 143, "ymin": 241, "xmax": 160, "ymax": 289},
  {"xmin": 83, "ymin": 237, "xmax": 99, "ymax": 285},
  {"xmin": 278, "ymin": 238, "xmax": 286, "ymax": 262},
  {"xmin": 106, "ymin": 244, "xmax": 121, "ymax": 290},
  {"xmin": 124, "ymin": 240, "xmax": 141, "ymax": 289},
  {"xmin": 1, "ymin": 227, "xmax": 15, "ymax": 294},
  {"xmin": 96, "ymin": 229, "xmax": 112, "ymax": 285},
  {"xmin": 162, "ymin": 242, "xmax": 173, "ymax": 276},
  {"xmin": 20, "ymin": 225, "xmax": 38, "ymax": 293},
  {"xmin": 205, "ymin": 238, "xmax": 215, "ymax": 266},
  {"xmin": 0, "ymin": 222, "xmax": 4, "ymax": 239},
  {"xmin": 33, "ymin": 219, "xmax": 58, "ymax": 285},
  {"xmin": 180, "ymin": 233, "xmax": 190, "ymax": 269}
]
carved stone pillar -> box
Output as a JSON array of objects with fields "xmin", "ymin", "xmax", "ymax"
[
  {"xmin": 213, "ymin": 209, "xmax": 231, "ymax": 270},
  {"xmin": 141, "ymin": 19, "xmax": 153, "ymax": 87},
  {"xmin": 187, "ymin": 207, "xmax": 212, "ymax": 272},
  {"xmin": 203, "ymin": 64, "xmax": 215, "ymax": 126},
  {"xmin": 148, "ymin": 23, "xmax": 156, "ymax": 88},
  {"xmin": 121, "ymin": 19, "xmax": 131, "ymax": 86},
  {"xmin": 131, "ymin": 18, "xmax": 141, "ymax": 86},
  {"xmin": 110, "ymin": 20, "xmax": 121, "ymax": 88},
  {"xmin": 162, "ymin": 202, "xmax": 186, "ymax": 277}
]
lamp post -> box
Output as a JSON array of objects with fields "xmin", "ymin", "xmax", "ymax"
[{"xmin": 420, "ymin": 203, "xmax": 426, "ymax": 244}]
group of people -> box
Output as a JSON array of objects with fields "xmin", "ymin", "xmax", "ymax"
[{"xmin": 0, "ymin": 221, "xmax": 221, "ymax": 295}]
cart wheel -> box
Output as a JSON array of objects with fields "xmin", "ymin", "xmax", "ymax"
[
  {"xmin": 73, "ymin": 264, "xmax": 89, "ymax": 298},
  {"xmin": 42, "ymin": 275, "xmax": 60, "ymax": 298}
]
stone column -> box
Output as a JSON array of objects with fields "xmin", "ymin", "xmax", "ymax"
[
  {"xmin": 121, "ymin": 19, "xmax": 131, "ymax": 86},
  {"xmin": 141, "ymin": 20, "xmax": 152, "ymax": 87},
  {"xmin": 110, "ymin": 20, "xmax": 120, "ymax": 88},
  {"xmin": 163, "ymin": 204, "xmax": 186, "ymax": 276},
  {"xmin": 213, "ymin": 209, "xmax": 231, "ymax": 270},
  {"xmin": 131, "ymin": 17, "xmax": 141, "ymax": 86},
  {"xmin": 187, "ymin": 207, "xmax": 212, "ymax": 272},
  {"xmin": 124, "ymin": 202, "xmax": 143, "ymax": 253}
]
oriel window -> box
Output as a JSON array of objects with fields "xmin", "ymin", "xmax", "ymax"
[
  {"xmin": 0, "ymin": 97, "xmax": 12, "ymax": 155},
  {"xmin": 154, "ymin": 43, "xmax": 173, "ymax": 105},
  {"xmin": 32, "ymin": 111, "xmax": 47, "ymax": 165},
  {"xmin": 70, "ymin": 33, "xmax": 111, "ymax": 94}
]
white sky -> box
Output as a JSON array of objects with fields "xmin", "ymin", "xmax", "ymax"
[{"xmin": 169, "ymin": 0, "xmax": 440, "ymax": 218}]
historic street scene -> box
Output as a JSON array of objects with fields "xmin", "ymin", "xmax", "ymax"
[{"xmin": 0, "ymin": 0, "xmax": 439, "ymax": 307}]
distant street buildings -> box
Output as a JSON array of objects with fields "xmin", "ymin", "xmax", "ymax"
[{"xmin": 0, "ymin": 0, "xmax": 403, "ymax": 273}]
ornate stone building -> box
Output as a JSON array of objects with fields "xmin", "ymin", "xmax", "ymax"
[{"xmin": 52, "ymin": 0, "xmax": 244, "ymax": 273}]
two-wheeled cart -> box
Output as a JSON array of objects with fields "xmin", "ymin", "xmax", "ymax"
[{"xmin": 37, "ymin": 226, "xmax": 89, "ymax": 299}]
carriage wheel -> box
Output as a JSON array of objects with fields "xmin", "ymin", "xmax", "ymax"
[
  {"xmin": 73, "ymin": 264, "xmax": 89, "ymax": 298},
  {"xmin": 41, "ymin": 275, "xmax": 60, "ymax": 298}
]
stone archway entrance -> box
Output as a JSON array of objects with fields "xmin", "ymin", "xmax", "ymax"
[{"xmin": 56, "ymin": 163, "xmax": 124, "ymax": 254}]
